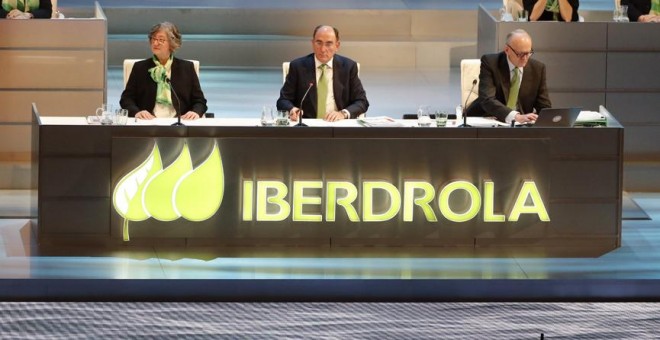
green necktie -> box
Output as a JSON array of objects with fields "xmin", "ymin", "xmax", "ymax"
[
  {"xmin": 507, "ymin": 67, "xmax": 520, "ymax": 110},
  {"xmin": 652, "ymin": 0, "xmax": 660, "ymax": 15},
  {"xmin": 316, "ymin": 64, "xmax": 328, "ymax": 118}
]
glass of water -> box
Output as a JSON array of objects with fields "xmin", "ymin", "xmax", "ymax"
[
  {"xmin": 275, "ymin": 110, "xmax": 290, "ymax": 126},
  {"xmin": 435, "ymin": 110, "xmax": 448, "ymax": 127},
  {"xmin": 417, "ymin": 105, "xmax": 433, "ymax": 127},
  {"xmin": 261, "ymin": 106, "xmax": 275, "ymax": 126}
]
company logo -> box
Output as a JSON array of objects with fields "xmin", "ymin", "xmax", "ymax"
[{"xmin": 113, "ymin": 142, "xmax": 224, "ymax": 241}]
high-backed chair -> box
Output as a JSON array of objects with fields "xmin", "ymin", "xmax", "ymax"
[
  {"xmin": 282, "ymin": 61, "xmax": 360, "ymax": 83},
  {"xmin": 123, "ymin": 59, "xmax": 200, "ymax": 88},
  {"xmin": 460, "ymin": 59, "xmax": 481, "ymax": 109}
]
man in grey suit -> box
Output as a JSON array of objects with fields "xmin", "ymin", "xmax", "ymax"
[
  {"xmin": 277, "ymin": 25, "xmax": 369, "ymax": 122},
  {"xmin": 466, "ymin": 29, "xmax": 551, "ymax": 124}
]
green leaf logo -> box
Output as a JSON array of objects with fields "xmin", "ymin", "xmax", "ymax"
[
  {"xmin": 174, "ymin": 142, "xmax": 224, "ymax": 221},
  {"xmin": 143, "ymin": 143, "xmax": 193, "ymax": 222},
  {"xmin": 113, "ymin": 144, "xmax": 163, "ymax": 241},
  {"xmin": 113, "ymin": 140, "xmax": 225, "ymax": 241}
]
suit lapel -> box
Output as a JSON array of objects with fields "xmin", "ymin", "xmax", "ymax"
[
  {"xmin": 333, "ymin": 56, "xmax": 344, "ymax": 109},
  {"xmin": 305, "ymin": 55, "xmax": 318, "ymax": 115},
  {"xmin": 498, "ymin": 53, "xmax": 511, "ymax": 100}
]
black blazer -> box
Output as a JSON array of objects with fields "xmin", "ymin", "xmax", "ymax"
[
  {"xmin": 0, "ymin": 0, "xmax": 52, "ymax": 18},
  {"xmin": 466, "ymin": 52, "xmax": 551, "ymax": 122},
  {"xmin": 523, "ymin": 0, "xmax": 580, "ymax": 22},
  {"xmin": 120, "ymin": 57, "xmax": 207, "ymax": 117},
  {"xmin": 277, "ymin": 53, "xmax": 369, "ymax": 119},
  {"xmin": 622, "ymin": 0, "xmax": 651, "ymax": 22}
]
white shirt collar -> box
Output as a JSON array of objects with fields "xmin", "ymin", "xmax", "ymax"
[{"xmin": 315, "ymin": 57, "xmax": 333, "ymax": 69}]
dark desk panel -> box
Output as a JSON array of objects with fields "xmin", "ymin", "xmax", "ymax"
[{"xmin": 33, "ymin": 117, "xmax": 623, "ymax": 255}]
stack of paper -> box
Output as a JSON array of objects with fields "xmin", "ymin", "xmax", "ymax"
[{"xmin": 357, "ymin": 116, "xmax": 405, "ymax": 127}]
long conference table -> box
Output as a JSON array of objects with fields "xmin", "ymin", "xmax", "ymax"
[{"xmin": 31, "ymin": 106, "xmax": 624, "ymax": 256}]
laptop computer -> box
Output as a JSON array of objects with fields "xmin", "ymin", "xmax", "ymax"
[{"xmin": 533, "ymin": 107, "xmax": 582, "ymax": 127}]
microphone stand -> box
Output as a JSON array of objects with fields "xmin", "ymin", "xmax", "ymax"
[
  {"xmin": 167, "ymin": 78, "xmax": 184, "ymax": 126},
  {"xmin": 458, "ymin": 79, "xmax": 478, "ymax": 128},
  {"xmin": 295, "ymin": 82, "xmax": 314, "ymax": 127}
]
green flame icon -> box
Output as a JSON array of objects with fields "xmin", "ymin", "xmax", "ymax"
[{"xmin": 113, "ymin": 141, "xmax": 224, "ymax": 241}]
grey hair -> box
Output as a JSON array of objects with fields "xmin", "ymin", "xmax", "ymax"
[{"xmin": 148, "ymin": 22, "xmax": 182, "ymax": 52}]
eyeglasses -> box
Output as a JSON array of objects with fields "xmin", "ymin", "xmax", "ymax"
[
  {"xmin": 507, "ymin": 44, "xmax": 534, "ymax": 58},
  {"xmin": 150, "ymin": 37, "xmax": 168, "ymax": 45}
]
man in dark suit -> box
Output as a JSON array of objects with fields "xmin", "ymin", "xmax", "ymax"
[
  {"xmin": 277, "ymin": 25, "xmax": 369, "ymax": 122},
  {"xmin": 120, "ymin": 22, "xmax": 207, "ymax": 120},
  {"xmin": 623, "ymin": 0, "xmax": 660, "ymax": 22},
  {"xmin": 466, "ymin": 29, "xmax": 551, "ymax": 124}
]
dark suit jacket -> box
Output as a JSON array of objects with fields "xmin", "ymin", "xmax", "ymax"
[
  {"xmin": 465, "ymin": 52, "xmax": 551, "ymax": 122},
  {"xmin": 120, "ymin": 57, "xmax": 207, "ymax": 117},
  {"xmin": 523, "ymin": 0, "xmax": 580, "ymax": 22},
  {"xmin": 0, "ymin": 0, "xmax": 52, "ymax": 18},
  {"xmin": 622, "ymin": 0, "xmax": 651, "ymax": 22},
  {"xmin": 277, "ymin": 53, "xmax": 369, "ymax": 119}
]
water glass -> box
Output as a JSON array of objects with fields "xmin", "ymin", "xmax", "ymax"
[
  {"xmin": 417, "ymin": 105, "xmax": 433, "ymax": 127},
  {"xmin": 435, "ymin": 110, "xmax": 448, "ymax": 127},
  {"xmin": 261, "ymin": 106, "xmax": 275, "ymax": 126},
  {"xmin": 275, "ymin": 110, "xmax": 290, "ymax": 126},
  {"xmin": 114, "ymin": 108, "xmax": 129, "ymax": 125},
  {"xmin": 95, "ymin": 103, "xmax": 114, "ymax": 125},
  {"xmin": 517, "ymin": 10, "xmax": 528, "ymax": 22}
]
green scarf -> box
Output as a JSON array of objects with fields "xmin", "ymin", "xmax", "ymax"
[
  {"xmin": 148, "ymin": 55, "xmax": 173, "ymax": 107},
  {"xmin": 2, "ymin": 0, "xmax": 38, "ymax": 12},
  {"xmin": 652, "ymin": 0, "xmax": 660, "ymax": 16},
  {"xmin": 545, "ymin": 0, "xmax": 560, "ymax": 20}
]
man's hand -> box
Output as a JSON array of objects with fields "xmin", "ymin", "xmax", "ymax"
[
  {"xmin": 181, "ymin": 111, "xmax": 200, "ymax": 120},
  {"xmin": 514, "ymin": 112, "xmax": 538, "ymax": 124},
  {"xmin": 135, "ymin": 110, "xmax": 156, "ymax": 120},
  {"xmin": 324, "ymin": 110, "xmax": 347, "ymax": 122},
  {"xmin": 289, "ymin": 107, "xmax": 302, "ymax": 121}
]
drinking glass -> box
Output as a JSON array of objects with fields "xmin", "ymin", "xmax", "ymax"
[
  {"xmin": 275, "ymin": 110, "xmax": 290, "ymax": 126},
  {"xmin": 261, "ymin": 106, "xmax": 275, "ymax": 126},
  {"xmin": 114, "ymin": 108, "xmax": 129, "ymax": 125},
  {"xmin": 517, "ymin": 10, "xmax": 528, "ymax": 22},
  {"xmin": 95, "ymin": 104, "xmax": 114, "ymax": 125},
  {"xmin": 435, "ymin": 110, "xmax": 448, "ymax": 127},
  {"xmin": 619, "ymin": 5, "xmax": 629, "ymax": 22},
  {"xmin": 417, "ymin": 105, "xmax": 433, "ymax": 127}
]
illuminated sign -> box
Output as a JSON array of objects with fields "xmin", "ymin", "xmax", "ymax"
[
  {"xmin": 241, "ymin": 180, "xmax": 549, "ymax": 223},
  {"xmin": 111, "ymin": 138, "xmax": 550, "ymax": 242},
  {"xmin": 113, "ymin": 142, "xmax": 224, "ymax": 241}
]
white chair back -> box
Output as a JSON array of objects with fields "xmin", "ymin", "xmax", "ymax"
[
  {"xmin": 123, "ymin": 59, "xmax": 200, "ymax": 88},
  {"xmin": 460, "ymin": 59, "xmax": 481, "ymax": 109}
]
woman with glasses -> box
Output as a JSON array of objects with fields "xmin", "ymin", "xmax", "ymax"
[
  {"xmin": 523, "ymin": 0, "xmax": 579, "ymax": 22},
  {"xmin": 1, "ymin": 0, "xmax": 51, "ymax": 19},
  {"xmin": 120, "ymin": 22, "xmax": 207, "ymax": 120},
  {"xmin": 465, "ymin": 29, "xmax": 551, "ymax": 124}
]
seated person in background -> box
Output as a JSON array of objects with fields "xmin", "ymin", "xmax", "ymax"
[
  {"xmin": 277, "ymin": 25, "xmax": 368, "ymax": 122},
  {"xmin": 120, "ymin": 22, "xmax": 207, "ymax": 120},
  {"xmin": 1, "ymin": 0, "xmax": 52, "ymax": 19},
  {"xmin": 465, "ymin": 29, "xmax": 552, "ymax": 124},
  {"xmin": 624, "ymin": 0, "xmax": 660, "ymax": 22},
  {"xmin": 523, "ymin": 0, "xmax": 579, "ymax": 22}
]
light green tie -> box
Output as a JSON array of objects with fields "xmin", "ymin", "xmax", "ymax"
[
  {"xmin": 507, "ymin": 67, "xmax": 520, "ymax": 110},
  {"xmin": 317, "ymin": 64, "xmax": 328, "ymax": 118},
  {"xmin": 652, "ymin": 0, "xmax": 660, "ymax": 16}
]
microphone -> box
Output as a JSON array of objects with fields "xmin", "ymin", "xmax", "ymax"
[
  {"xmin": 166, "ymin": 77, "xmax": 184, "ymax": 126},
  {"xmin": 295, "ymin": 82, "xmax": 314, "ymax": 127},
  {"xmin": 458, "ymin": 79, "xmax": 477, "ymax": 128}
]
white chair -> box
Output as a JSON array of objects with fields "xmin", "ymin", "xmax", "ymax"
[
  {"xmin": 282, "ymin": 61, "xmax": 360, "ymax": 83},
  {"xmin": 123, "ymin": 59, "xmax": 200, "ymax": 88},
  {"xmin": 460, "ymin": 59, "xmax": 481, "ymax": 109}
]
